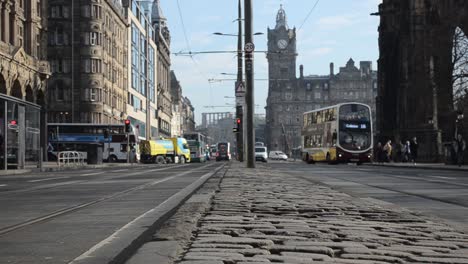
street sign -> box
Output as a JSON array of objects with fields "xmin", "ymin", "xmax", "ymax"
[
  {"xmin": 236, "ymin": 81, "xmax": 245, "ymax": 97},
  {"xmin": 244, "ymin": 42, "xmax": 255, "ymax": 53}
]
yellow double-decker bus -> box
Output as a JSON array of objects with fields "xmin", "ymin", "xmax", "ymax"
[{"xmin": 301, "ymin": 102, "xmax": 373, "ymax": 164}]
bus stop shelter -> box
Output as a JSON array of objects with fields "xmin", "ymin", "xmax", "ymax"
[{"xmin": 0, "ymin": 94, "xmax": 41, "ymax": 170}]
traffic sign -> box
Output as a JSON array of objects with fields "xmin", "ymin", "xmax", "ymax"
[
  {"xmin": 244, "ymin": 42, "xmax": 255, "ymax": 53},
  {"xmin": 236, "ymin": 82, "xmax": 245, "ymax": 97}
]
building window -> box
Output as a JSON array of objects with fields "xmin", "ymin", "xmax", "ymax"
[
  {"xmin": 306, "ymin": 83, "xmax": 311, "ymax": 91},
  {"xmin": 18, "ymin": 24, "xmax": 24, "ymax": 47},
  {"xmin": 314, "ymin": 92, "xmax": 321, "ymax": 100},
  {"xmin": 89, "ymin": 32, "xmax": 101, "ymax": 45},
  {"xmin": 91, "ymin": 5, "xmax": 102, "ymax": 19}
]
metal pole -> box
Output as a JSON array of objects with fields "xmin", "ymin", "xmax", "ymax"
[
  {"xmin": 126, "ymin": 132, "xmax": 130, "ymax": 163},
  {"xmin": 244, "ymin": 0, "xmax": 255, "ymax": 168},
  {"xmin": 236, "ymin": 0, "xmax": 244, "ymax": 162}
]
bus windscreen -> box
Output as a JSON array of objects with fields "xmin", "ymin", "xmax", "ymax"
[{"xmin": 338, "ymin": 104, "xmax": 371, "ymax": 151}]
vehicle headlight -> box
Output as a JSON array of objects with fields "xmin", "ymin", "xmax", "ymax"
[{"xmin": 338, "ymin": 154, "xmax": 343, "ymax": 158}]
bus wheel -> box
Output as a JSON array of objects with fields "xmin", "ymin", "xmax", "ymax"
[
  {"xmin": 156, "ymin": 156, "xmax": 166, "ymax": 164},
  {"xmin": 109, "ymin": 155, "xmax": 118, "ymax": 163},
  {"xmin": 180, "ymin": 156, "xmax": 186, "ymax": 164}
]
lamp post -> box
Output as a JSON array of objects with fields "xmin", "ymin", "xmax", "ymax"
[{"xmin": 244, "ymin": 0, "xmax": 254, "ymax": 168}]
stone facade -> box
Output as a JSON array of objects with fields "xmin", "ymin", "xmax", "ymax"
[
  {"xmin": 152, "ymin": 0, "xmax": 172, "ymax": 138},
  {"xmin": 125, "ymin": 0, "xmax": 158, "ymax": 140},
  {"xmin": 265, "ymin": 6, "xmax": 377, "ymax": 153},
  {"xmin": 377, "ymin": 0, "xmax": 468, "ymax": 161},
  {"xmin": 47, "ymin": 0, "xmax": 127, "ymax": 124},
  {"xmin": 181, "ymin": 96, "xmax": 195, "ymax": 133},
  {"xmin": 0, "ymin": 0, "xmax": 50, "ymax": 104},
  {"xmin": 170, "ymin": 71, "xmax": 195, "ymax": 136}
]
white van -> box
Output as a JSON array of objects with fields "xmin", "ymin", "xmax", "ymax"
[{"xmin": 269, "ymin": 151, "xmax": 288, "ymax": 161}]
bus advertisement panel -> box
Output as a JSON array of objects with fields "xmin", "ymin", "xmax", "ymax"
[{"xmin": 301, "ymin": 103, "xmax": 373, "ymax": 164}]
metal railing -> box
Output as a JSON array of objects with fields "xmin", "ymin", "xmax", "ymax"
[{"xmin": 58, "ymin": 151, "xmax": 85, "ymax": 167}]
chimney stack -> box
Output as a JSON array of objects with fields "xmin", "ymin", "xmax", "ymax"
[
  {"xmin": 299, "ymin": 64, "xmax": 304, "ymax": 79},
  {"xmin": 330, "ymin": 62, "xmax": 334, "ymax": 76}
]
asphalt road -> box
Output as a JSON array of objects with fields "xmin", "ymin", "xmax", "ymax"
[
  {"xmin": 269, "ymin": 161, "xmax": 468, "ymax": 233},
  {"xmin": 0, "ymin": 162, "xmax": 223, "ymax": 264}
]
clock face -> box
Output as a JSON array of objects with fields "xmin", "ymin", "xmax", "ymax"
[{"xmin": 277, "ymin": 39, "xmax": 288, "ymax": 49}]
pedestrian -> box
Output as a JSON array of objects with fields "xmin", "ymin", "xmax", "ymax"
[
  {"xmin": 402, "ymin": 140, "xmax": 411, "ymax": 162},
  {"xmin": 383, "ymin": 140, "xmax": 392, "ymax": 162},
  {"xmin": 454, "ymin": 134, "xmax": 466, "ymax": 167},
  {"xmin": 47, "ymin": 142, "xmax": 56, "ymax": 161},
  {"xmin": 395, "ymin": 140, "xmax": 404, "ymax": 162},
  {"xmin": 375, "ymin": 142, "xmax": 383, "ymax": 163},
  {"xmin": 410, "ymin": 137, "xmax": 418, "ymax": 164}
]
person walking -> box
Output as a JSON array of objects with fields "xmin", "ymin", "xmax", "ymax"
[
  {"xmin": 383, "ymin": 140, "xmax": 393, "ymax": 162},
  {"xmin": 410, "ymin": 137, "xmax": 418, "ymax": 164},
  {"xmin": 403, "ymin": 140, "xmax": 411, "ymax": 162},
  {"xmin": 454, "ymin": 134, "xmax": 466, "ymax": 167}
]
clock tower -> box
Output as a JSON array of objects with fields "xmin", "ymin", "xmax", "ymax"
[
  {"xmin": 267, "ymin": 5, "xmax": 297, "ymax": 81},
  {"xmin": 265, "ymin": 5, "xmax": 298, "ymax": 152}
]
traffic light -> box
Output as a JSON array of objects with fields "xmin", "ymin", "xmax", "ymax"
[
  {"xmin": 124, "ymin": 119, "xmax": 131, "ymax": 133},
  {"xmin": 236, "ymin": 118, "xmax": 241, "ymax": 129},
  {"xmin": 10, "ymin": 120, "xmax": 17, "ymax": 125}
]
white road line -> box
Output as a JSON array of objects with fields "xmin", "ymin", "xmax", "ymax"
[
  {"xmin": 110, "ymin": 169, "xmax": 129, "ymax": 172},
  {"xmin": 69, "ymin": 164, "xmax": 219, "ymax": 264},
  {"xmin": 81, "ymin": 172, "xmax": 105, "ymax": 176},
  {"xmin": 0, "ymin": 184, "xmax": 7, "ymax": 187},
  {"xmin": 430, "ymin": 176, "xmax": 456, "ymax": 180},
  {"xmin": 28, "ymin": 177, "xmax": 68, "ymax": 183}
]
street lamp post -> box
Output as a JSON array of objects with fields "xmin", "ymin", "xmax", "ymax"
[
  {"xmin": 244, "ymin": 0, "xmax": 254, "ymax": 168},
  {"xmin": 236, "ymin": 0, "xmax": 244, "ymax": 162}
]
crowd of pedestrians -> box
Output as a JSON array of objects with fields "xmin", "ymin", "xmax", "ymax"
[
  {"xmin": 375, "ymin": 134, "xmax": 466, "ymax": 167},
  {"xmin": 375, "ymin": 137, "xmax": 419, "ymax": 164}
]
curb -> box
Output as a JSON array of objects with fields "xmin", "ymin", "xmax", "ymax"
[
  {"xmin": 68, "ymin": 164, "xmax": 226, "ymax": 264},
  {"xmin": 364, "ymin": 163, "xmax": 468, "ymax": 172}
]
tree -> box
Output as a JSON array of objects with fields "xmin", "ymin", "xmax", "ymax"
[{"xmin": 452, "ymin": 27, "xmax": 468, "ymax": 111}]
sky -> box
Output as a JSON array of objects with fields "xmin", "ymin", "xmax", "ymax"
[{"xmin": 160, "ymin": 0, "xmax": 382, "ymax": 124}]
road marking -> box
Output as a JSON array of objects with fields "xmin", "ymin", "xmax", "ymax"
[
  {"xmin": 69, "ymin": 164, "xmax": 223, "ymax": 264},
  {"xmin": 110, "ymin": 169, "xmax": 129, "ymax": 172},
  {"xmin": 29, "ymin": 177, "xmax": 67, "ymax": 183},
  {"xmin": 430, "ymin": 176, "xmax": 456, "ymax": 180},
  {"xmin": 81, "ymin": 172, "xmax": 105, "ymax": 176},
  {"xmin": 0, "ymin": 184, "xmax": 7, "ymax": 187}
]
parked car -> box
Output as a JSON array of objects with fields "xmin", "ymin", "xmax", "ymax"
[
  {"xmin": 255, "ymin": 146, "xmax": 268, "ymax": 162},
  {"xmin": 269, "ymin": 151, "xmax": 288, "ymax": 161}
]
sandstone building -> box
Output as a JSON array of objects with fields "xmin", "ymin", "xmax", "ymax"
[
  {"xmin": 152, "ymin": 0, "xmax": 172, "ymax": 138},
  {"xmin": 0, "ymin": 0, "xmax": 50, "ymax": 170},
  {"xmin": 47, "ymin": 0, "xmax": 128, "ymax": 124},
  {"xmin": 265, "ymin": 6, "xmax": 377, "ymax": 153}
]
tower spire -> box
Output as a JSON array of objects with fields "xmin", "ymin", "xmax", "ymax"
[
  {"xmin": 152, "ymin": 0, "xmax": 167, "ymax": 28},
  {"xmin": 275, "ymin": 4, "xmax": 288, "ymax": 29}
]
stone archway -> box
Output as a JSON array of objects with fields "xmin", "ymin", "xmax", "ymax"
[
  {"xmin": 0, "ymin": 74, "xmax": 6, "ymax": 94},
  {"xmin": 11, "ymin": 80, "xmax": 22, "ymax": 99},
  {"xmin": 25, "ymin": 85, "xmax": 34, "ymax": 103}
]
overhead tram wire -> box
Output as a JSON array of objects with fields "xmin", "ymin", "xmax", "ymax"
[{"xmin": 298, "ymin": 0, "xmax": 320, "ymax": 30}]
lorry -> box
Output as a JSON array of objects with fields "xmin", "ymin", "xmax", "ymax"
[{"xmin": 140, "ymin": 137, "xmax": 191, "ymax": 164}]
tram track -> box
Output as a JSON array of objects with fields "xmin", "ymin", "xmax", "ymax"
[
  {"xmin": 0, "ymin": 162, "xmax": 222, "ymax": 237},
  {"xmin": 293, "ymin": 169, "xmax": 468, "ymax": 209},
  {"xmin": 0, "ymin": 163, "xmax": 190, "ymax": 196}
]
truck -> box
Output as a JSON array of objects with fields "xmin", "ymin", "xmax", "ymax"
[{"xmin": 139, "ymin": 137, "xmax": 191, "ymax": 164}]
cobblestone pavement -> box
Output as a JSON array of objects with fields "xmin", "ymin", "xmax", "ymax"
[{"xmin": 177, "ymin": 164, "xmax": 468, "ymax": 264}]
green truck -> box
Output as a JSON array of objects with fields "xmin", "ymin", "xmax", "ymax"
[{"xmin": 140, "ymin": 137, "xmax": 191, "ymax": 164}]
